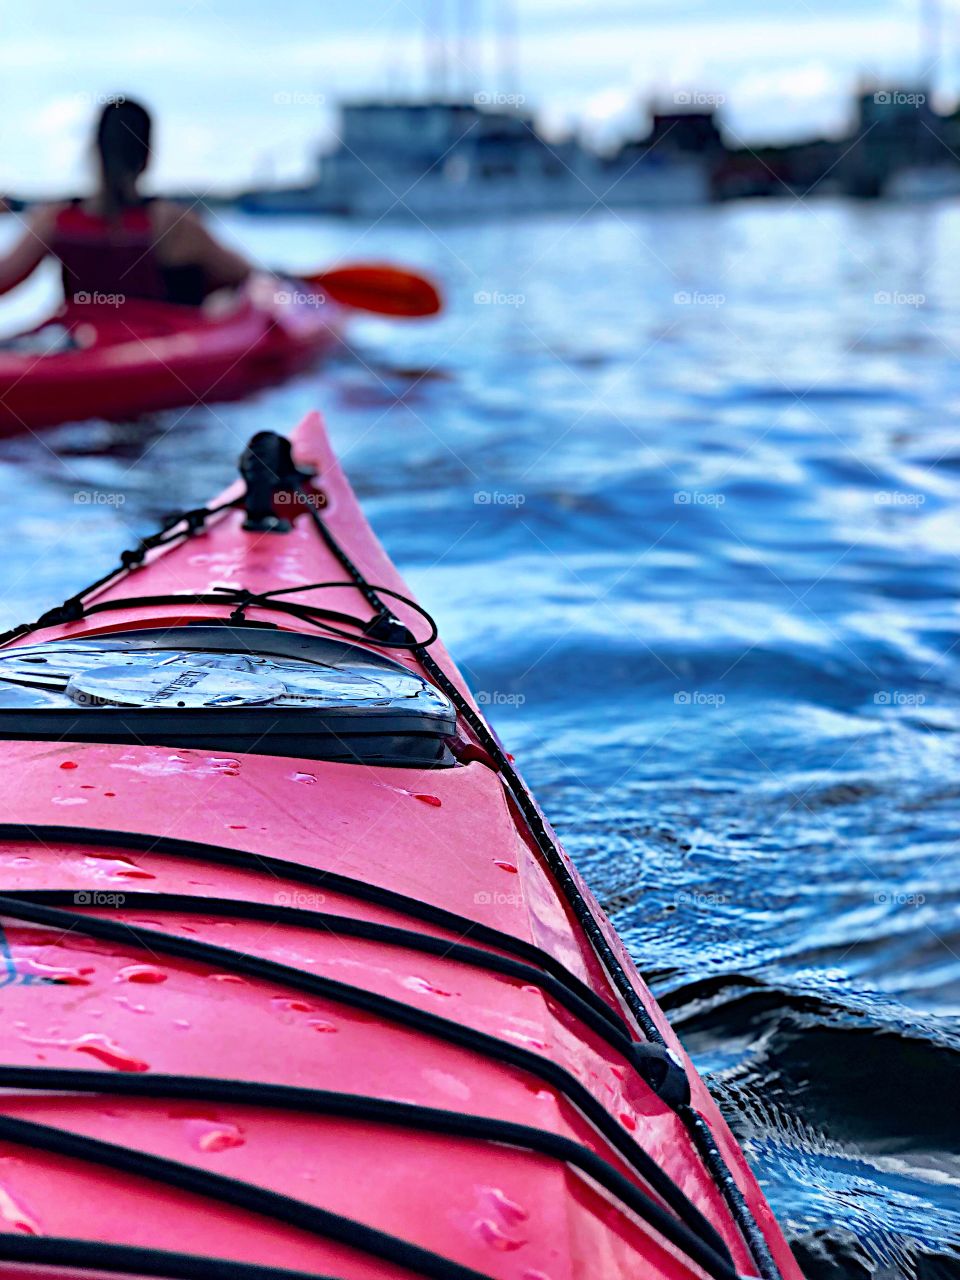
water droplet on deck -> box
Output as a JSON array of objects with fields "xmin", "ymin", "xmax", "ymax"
[
  {"xmin": 475, "ymin": 1218, "xmax": 525, "ymax": 1251},
  {"xmin": 493, "ymin": 860, "xmax": 518, "ymax": 874},
  {"xmin": 272, "ymin": 998, "xmax": 317, "ymax": 1013},
  {"xmin": 308, "ymin": 1019, "xmax": 338, "ymax": 1034},
  {"xmin": 619, "ymin": 1111, "xmax": 637, "ymax": 1132},
  {"xmin": 117, "ymin": 964, "xmax": 167, "ymax": 984},
  {"xmin": 414, "ymin": 794, "xmax": 442, "ymax": 807},
  {"xmin": 503, "ymin": 1031, "xmax": 547, "ymax": 1050},
  {"xmin": 59, "ymin": 761, "xmax": 78, "ymax": 771},
  {"xmin": 403, "ymin": 976, "xmax": 453, "ymax": 997},
  {"xmin": 76, "ymin": 1033, "xmax": 148, "ymax": 1071},
  {"xmin": 290, "ymin": 772, "xmax": 317, "ymax": 785},
  {"xmin": 114, "ymin": 996, "xmax": 150, "ymax": 1014},
  {"xmin": 184, "ymin": 1118, "xmax": 245, "ymax": 1153},
  {"xmin": 85, "ymin": 852, "xmax": 146, "ymax": 871},
  {"xmin": 0, "ymin": 1184, "xmax": 40, "ymax": 1234},
  {"xmin": 483, "ymin": 1186, "xmax": 529, "ymax": 1224},
  {"xmin": 13, "ymin": 957, "xmax": 93, "ymax": 985},
  {"xmin": 22, "ymin": 1031, "xmax": 148, "ymax": 1072}
]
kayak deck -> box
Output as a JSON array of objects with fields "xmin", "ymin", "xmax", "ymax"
[{"xmin": 0, "ymin": 414, "xmax": 800, "ymax": 1280}]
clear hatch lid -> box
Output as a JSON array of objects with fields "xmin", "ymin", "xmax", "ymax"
[{"xmin": 0, "ymin": 626, "xmax": 456, "ymax": 767}]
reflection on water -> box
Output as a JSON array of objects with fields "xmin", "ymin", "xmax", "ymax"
[{"xmin": 1, "ymin": 199, "xmax": 958, "ymax": 1275}]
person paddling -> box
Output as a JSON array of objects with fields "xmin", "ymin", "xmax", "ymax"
[{"xmin": 0, "ymin": 98, "xmax": 251, "ymax": 307}]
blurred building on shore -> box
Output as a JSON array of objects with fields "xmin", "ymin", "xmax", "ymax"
[
  {"xmin": 238, "ymin": 97, "xmax": 711, "ymax": 218},
  {"xmin": 233, "ymin": 84, "xmax": 960, "ymax": 218},
  {"xmin": 714, "ymin": 88, "xmax": 960, "ymax": 201}
]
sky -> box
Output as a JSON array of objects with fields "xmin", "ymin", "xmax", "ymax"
[{"xmin": 0, "ymin": 0, "xmax": 955, "ymax": 195}]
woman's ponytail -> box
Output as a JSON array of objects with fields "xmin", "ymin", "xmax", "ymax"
[{"xmin": 95, "ymin": 98, "xmax": 151, "ymax": 216}]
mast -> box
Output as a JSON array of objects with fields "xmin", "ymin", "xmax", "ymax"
[
  {"xmin": 424, "ymin": 0, "xmax": 450, "ymax": 98},
  {"xmin": 458, "ymin": 0, "xmax": 477, "ymax": 98},
  {"xmin": 919, "ymin": 0, "xmax": 941, "ymax": 88},
  {"xmin": 497, "ymin": 0, "xmax": 519, "ymax": 98}
]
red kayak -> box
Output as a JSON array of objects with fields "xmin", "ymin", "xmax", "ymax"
[
  {"xmin": 0, "ymin": 278, "xmax": 344, "ymax": 435},
  {"xmin": 0, "ymin": 413, "xmax": 800, "ymax": 1280}
]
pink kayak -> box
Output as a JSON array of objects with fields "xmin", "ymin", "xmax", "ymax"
[
  {"xmin": 0, "ymin": 412, "xmax": 800, "ymax": 1280},
  {"xmin": 0, "ymin": 278, "xmax": 344, "ymax": 435}
]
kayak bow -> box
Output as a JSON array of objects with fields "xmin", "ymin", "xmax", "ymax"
[{"xmin": 0, "ymin": 413, "xmax": 801, "ymax": 1280}]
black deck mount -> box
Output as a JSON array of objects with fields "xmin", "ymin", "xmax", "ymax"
[{"xmin": 239, "ymin": 431, "xmax": 318, "ymax": 533}]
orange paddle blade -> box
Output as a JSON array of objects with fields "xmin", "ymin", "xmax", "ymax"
[{"xmin": 303, "ymin": 265, "xmax": 442, "ymax": 317}]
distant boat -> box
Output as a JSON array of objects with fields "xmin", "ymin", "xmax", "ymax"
[
  {"xmin": 238, "ymin": 185, "xmax": 345, "ymax": 216},
  {"xmin": 885, "ymin": 164, "xmax": 960, "ymax": 201},
  {"xmin": 238, "ymin": 99, "xmax": 712, "ymax": 219}
]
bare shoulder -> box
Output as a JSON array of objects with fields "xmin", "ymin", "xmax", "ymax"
[
  {"xmin": 149, "ymin": 199, "xmax": 201, "ymax": 234},
  {"xmin": 24, "ymin": 202, "xmax": 63, "ymax": 241},
  {"xmin": 147, "ymin": 199, "xmax": 249, "ymax": 283},
  {"xmin": 149, "ymin": 200, "xmax": 209, "ymax": 263}
]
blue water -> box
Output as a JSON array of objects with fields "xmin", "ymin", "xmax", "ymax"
[{"xmin": 1, "ymin": 200, "xmax": 958, "ymax": 1275}]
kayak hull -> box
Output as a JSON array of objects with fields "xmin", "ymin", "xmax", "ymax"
[
  {"xmin": 0, "ymin": 412, "xmax": 801, "ymax": 1280},
  {"xmin": 0, "ymin": 282, "xmax": 344, "ymax": 435}
]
